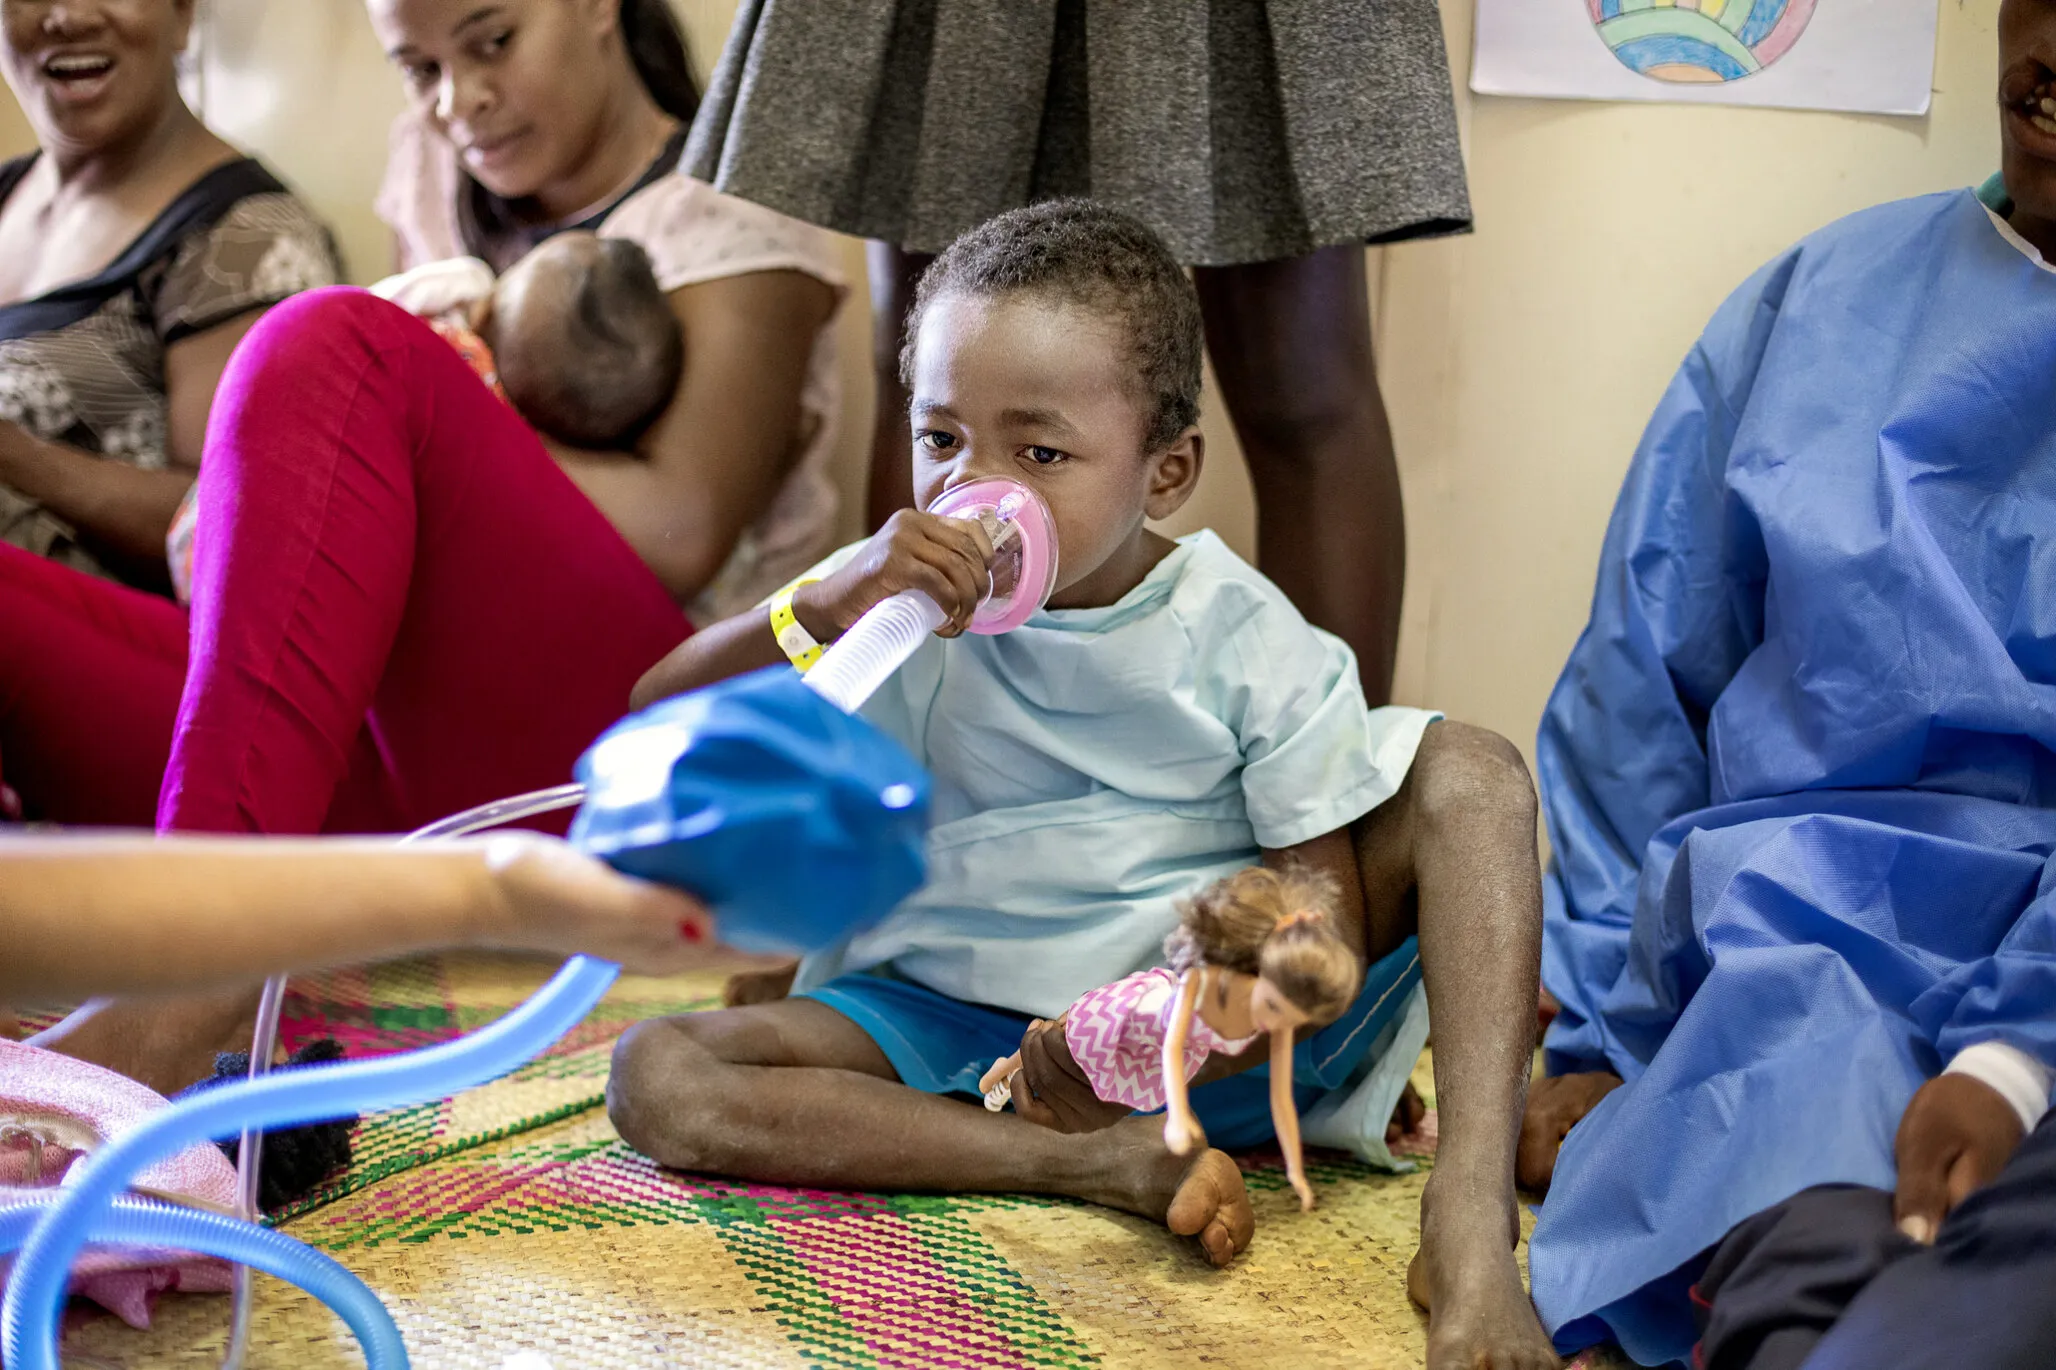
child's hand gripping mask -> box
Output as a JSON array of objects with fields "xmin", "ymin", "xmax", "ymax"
[{"xmin": 925, "ymin": 479, "xmax": 1060, "ymax": 633}]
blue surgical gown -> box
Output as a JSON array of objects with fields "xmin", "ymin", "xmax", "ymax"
[{"xmin": 1529, "ymin": 186, "xmax": 2056, "ymax": 1366}]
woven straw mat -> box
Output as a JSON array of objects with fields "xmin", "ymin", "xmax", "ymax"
[{"xmin": 57, "ymin": 953, "xmax": 1557, "ymax": 1369}]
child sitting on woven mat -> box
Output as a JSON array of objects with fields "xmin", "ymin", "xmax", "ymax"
[{"xmin": 611, "ymin": 200, "xmax": 1555, "ymax": 1370}]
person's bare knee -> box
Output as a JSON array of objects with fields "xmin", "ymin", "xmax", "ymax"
[
  {"xmin": 1411, "ymin": 720, "xmax": 1538, "ymax": 844},
  {"xmin": 1350, "ymin": 722, "xmax": 1539, "ymax": 956},
  {"xmin": 1222, "ymin": 377, "xmax": 1368, "ymax": 466},
  {"xmin": 607, "ymin": 1014, "xmax": 745, "ymax": 1170},
  {"xmin": 607, "ymin": 1008, "xmax": 811, "ymax": 1168},
  {"xmin": 608, "ymin": 999, "xmax": 899, "ymax": 1170},
  {"xmin": 1194, "ymin": 248, "xmax": 1380, "ymax": 467}
]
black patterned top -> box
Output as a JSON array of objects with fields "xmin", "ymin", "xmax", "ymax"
[{"xmin": 0, "ymin": 156, "xmax": 341, "ymax": 585}]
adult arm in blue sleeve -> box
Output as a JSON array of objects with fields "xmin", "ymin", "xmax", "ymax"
[
  {"xmin": 1918, "ymin": 866, "xmax": 2056, "ymax": 1075},
  {"xmin": 1538, "ymin": 258, "xmax": 1789, "ymax": 1074}
]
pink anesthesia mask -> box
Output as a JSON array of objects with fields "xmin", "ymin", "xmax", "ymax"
[{"xmin": 924, "ymin": 478, "xmax": 1060, "ymax": 632}]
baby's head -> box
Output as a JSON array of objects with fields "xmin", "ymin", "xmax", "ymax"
[
  {"xmin": 1165, "ymin": 865, "xmax": 1362, "ymax": 1034},
  {"xmin": 482, "ymin": 232, "xmax": 683, "ymax": 450},
  {"xmin": 900, "ymin": 200, "xmax": 1205, "ymax": 605}
]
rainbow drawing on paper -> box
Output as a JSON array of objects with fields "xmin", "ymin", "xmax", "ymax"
[{"xmin": 1587, "ymin": 0, "xmax": 1818, "ymax": 84}]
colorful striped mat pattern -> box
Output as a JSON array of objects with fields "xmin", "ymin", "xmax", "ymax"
[
  {"xmin": 55, "ymin": 955, "xmax": 1569, "ymax": 1369},
  {"xmin": 262, "ymin": 954, "xmax": 725, "ymax": 1224}
]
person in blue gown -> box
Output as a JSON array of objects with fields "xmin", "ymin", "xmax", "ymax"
[{"xmin": 1519, "ymin": 5, "xmax": 2056, "ymax": 1364}]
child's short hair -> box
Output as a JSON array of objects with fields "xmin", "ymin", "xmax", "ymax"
[
  {"xmin": 498, "ymin": 238, "xmax": 683, "ymax": 450},
  {"xmin": 901, "ymin": 199, "xmax": 1203, "ymax": 452}
]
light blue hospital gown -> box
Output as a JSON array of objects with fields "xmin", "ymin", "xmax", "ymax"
[{"xmin": 792, "ymin": 530, "xmax": 1439, "ymax": 1020}]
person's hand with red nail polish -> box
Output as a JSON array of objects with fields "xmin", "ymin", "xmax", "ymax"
[
  {"xmin": 479, "ymin": 833, "xmax": 776, "ymax": 974},
  {"xmin": 1892, "ymin": 1073, "xmax": 2025, "ymax": 1244}
]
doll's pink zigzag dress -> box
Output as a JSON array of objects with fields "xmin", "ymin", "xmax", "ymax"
[{"xmin": 1063, "ymin": 968, "xmax": 1258, "ymax": 1111}]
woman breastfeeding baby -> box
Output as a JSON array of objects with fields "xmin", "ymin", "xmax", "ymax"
[
  {"xmin": 612, "ymin": 201, "xmax": 1557, "ymax": 1370},
  {"xmin": 168, "ymin": 232, "xmax": 685, "ymax": 600},
  {"xmin": 15, "ymin": 0, "xmax": 846, "ymax": 1111}
]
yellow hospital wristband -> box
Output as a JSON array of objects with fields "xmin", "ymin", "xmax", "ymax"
[{"xmin": 770, "ymin": 578, "xmax": 825, "ymax": 673}]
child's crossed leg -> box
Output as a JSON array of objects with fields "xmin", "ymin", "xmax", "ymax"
[{"xmin": 608, "ymin": 994, "xmax": 1255, "ymax": 1262}]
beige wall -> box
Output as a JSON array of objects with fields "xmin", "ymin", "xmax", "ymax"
[
  {"xmin": 1395, "ymin": 3, "xmax": 1998, "ymax": 761},
  {"xmin": 0, "ymin": 2, "xmax": 2002, "ymax": 768}
]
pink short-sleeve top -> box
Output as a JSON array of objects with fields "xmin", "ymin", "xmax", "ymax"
[
  {"xmin": 375, "ymin": 111, "xmax": 847, "ymax": 626},
  {"xmin": 1062, "ymin": 968, "xmax": 1259, "ymax": 1112}
]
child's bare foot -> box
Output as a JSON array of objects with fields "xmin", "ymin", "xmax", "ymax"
[
  {"xmin": 1517, "ymin": 1071, "xmax": 1623, "ymax": 1192},
  {"xmin": 1407, "ymin": 1177, "xmax": 1559, "ymax": 1370},
  {"xmin": 1386, "ymin": 1079, "xmax": 1428, "ymax": 1144},
  {"xmin": 1091, "ymin": 1118, "xmax": 1254, "ymax": 1266},
  {"xmin": 1164, "ymin": 1148, "xmax": 1256, "ymax": 1265}
]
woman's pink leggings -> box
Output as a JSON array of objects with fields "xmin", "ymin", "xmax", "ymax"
[{"xmin": 0, "ymin": 288, "xmax": 691, "ymax": 834}]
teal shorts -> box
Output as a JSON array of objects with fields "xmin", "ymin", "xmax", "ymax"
[{"xmin": 802, "ymin": 936, "xmax": 1421, "ymax": 1149}]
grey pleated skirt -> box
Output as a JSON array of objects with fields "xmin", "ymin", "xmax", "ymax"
[{"xmin": 683, "ymin": 0, "xmax": 1472, "ymax": 267}]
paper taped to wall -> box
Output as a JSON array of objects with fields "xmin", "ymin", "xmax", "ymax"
[{"xmin": 1472, "ymin": 0, "xmax": 1941, "ymax": 117}]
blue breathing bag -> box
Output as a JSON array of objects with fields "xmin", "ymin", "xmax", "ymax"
[{"xmin": 575, "ymin": 667, "xmax": 929, "ymax": 954}]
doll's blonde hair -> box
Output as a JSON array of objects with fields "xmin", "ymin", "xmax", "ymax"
[{"xmin": 1162, "ymin": 865, "xmax": 1362, "ymax": 1025}]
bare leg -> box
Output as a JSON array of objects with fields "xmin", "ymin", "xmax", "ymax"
[
  {"xmin": 35, "ymin": 989, "xmax": 260, "ymax": 1095},
  {"xmin": 1193, "ymin": 247, "xmax": 1406, "ymax": 704},
  {"xmin": 863, "ymin": 243, "xmax": 936, "ymax": 533},
  {"xmin": 608, "ymin": 997, "xmax": 1256, "ymax": 1266},
  {"xmin": 1355, "ymin": 720, "xmax": 1557, "ymax": 1370}
]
